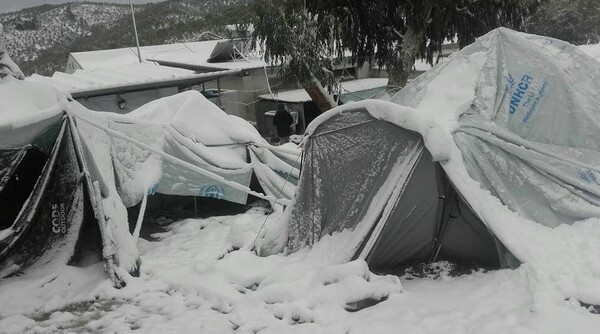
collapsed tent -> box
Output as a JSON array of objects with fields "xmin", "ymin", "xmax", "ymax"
[
  {"xmin": 0, "ymin": 76, "xmax": 300, "ymax": 286},
  {"xmin": 68, "ymin": 90, "xmax": 301, "ymax": 209},
  {"xmin": 287, "ymin": 28, "xmax": 600, "ymax": 271}
]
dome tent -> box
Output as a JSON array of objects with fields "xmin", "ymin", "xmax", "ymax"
[
  {"xmin": 286, "ymin": 27, "xmax": 600, "ymax": 272},
  {"xmin": 287, "ymin": 105, "xmax": 511, "ymax": 269}
]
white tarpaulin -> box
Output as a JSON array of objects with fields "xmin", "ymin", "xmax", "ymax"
[
  {"xmin": 392, "ymin": 27, "xmax": 600, "ymax": 228},
  {"xmin": 70, "ymin": 91, "xmax": 300, "ymax": 207}
]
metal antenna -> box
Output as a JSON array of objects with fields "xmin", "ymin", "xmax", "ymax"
[{"xmin": 129, "ymin": 0, "xmax": 143, "ymax": 63}]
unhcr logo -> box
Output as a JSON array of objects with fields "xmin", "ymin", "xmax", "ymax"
[
  {"xmin": 507, "ymin": 74, "xmax": 534, "ymax": 114},
  {"xmin": 200, "ymin": 185, "xmax": 225, "ymax": 199},
  {"xmin": 579, "ymin": 170, "xmax": 598, "ymax": 184},
  {"xmin": 505, "ymin": 73, "xmax": 549, "ymax": 123}
]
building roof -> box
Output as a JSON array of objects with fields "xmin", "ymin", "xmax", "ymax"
[
  {"xmin": 35, "ymin": 62, "xmax": 240, "ymax": 98},
  {"xmin": 69, "ymin": 39, "xmax": 268, "ymax": 73},
  {"xmin": 259, "ymin": 78, "xmax": 388, "ymax": 103}
]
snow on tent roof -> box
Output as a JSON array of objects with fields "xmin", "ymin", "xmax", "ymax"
[
  {"xmin": 0, "ymin": 77, "xmax": 65, "ymax": 147},
  {"xmin": 0, "ymin": 77, "xmax": 300, "ymax": 287},
  {"xmin": 258, "ymin": 78, "xmax": 389, "ymax": 103},
  {"xmin": 125, "ymin": 89, "xmax": 264, "ymax": 147},
  {"xmin": 70, "ymin": 90, "xmax": 301, "ymax": 207},
  {"xmin": 284, "ymin": 28, "xmax": 600, "ymax": 304},
  {"xmin": 0, "ymin": 77, "xmax": 138, "ymax": 287},
  {"xmin": 579, "ymin": 43, "xmax": 600, "ymax": 61},
  {"xmin": 69, "ymin": 40, "xmax": 267, "ymax": 73},
  {"xmin": 33, "ymin": 63, "xmax": 238, "ymax": 98}
]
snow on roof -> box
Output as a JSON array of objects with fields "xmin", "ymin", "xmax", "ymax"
[
  {"xmin": 259, "ymin": 78, "xmax": 388, "ymax": 103},
  {"xmin": 70, "ymin": 40, "xmax": 267, "ymax": 72},
  {"xmin": 69, "ymin": 47, "xmax": 142, "ymax": 71},
  {"xmin": 35, "ymin": 62, "xmax": 239, "ymax": 98},
  {"xmin": 125, "ymin": 90, "xmax": 263, "ymax": 146},
  {"xmin": 149, "ymin": 52, "xmax": 268, "ymax": 71}
]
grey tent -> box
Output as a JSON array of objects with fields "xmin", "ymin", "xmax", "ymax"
[
  {"xmin": 287, "ymin": 27, "xmax": 600, "ymax": 271},
  {"xmin": 287, "ymin": 108, "xmax": 510, "ymax": 269}
]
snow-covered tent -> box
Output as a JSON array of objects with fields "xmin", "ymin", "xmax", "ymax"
[
  {"xmin": 287, "ymin": 106, "xmax": 509, "ymax": 269},
  {"xmin": 286, "ymin": 28, "xmax": 600, "ymax": 273},
  {"xmin": 1, "ymin": 73, "xmax": 299, "ymax": 286},
  {"xmin": 0, "ymin": 78, "xmax": 136, "ymax": 286},
  {"xmin": 69, "ymin": 90, "xmax": 300, "ymax": 208}
]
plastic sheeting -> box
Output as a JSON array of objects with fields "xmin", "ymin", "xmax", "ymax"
[
  {"xmin": 70, "ymin": 91, "xmax": 300, "ymax": 207},
  {"xmin": 393, "ymin": 27, "xmax": 600, "ymax": 228},
  {"xmin": 106, "ymin": 119, "xmax": 254, "ymax": 206}
]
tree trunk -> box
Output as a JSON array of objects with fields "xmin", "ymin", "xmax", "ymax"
[
  {"xmin": 303, "ymin": 79, "xmax": 337, "ymax": 113},
  {"xmin": 387, "ymin": 26, "xmax": 425, "ymax": 90}
]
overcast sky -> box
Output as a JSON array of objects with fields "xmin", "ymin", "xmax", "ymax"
[{"xmin": 0, "ymin": 0, "xmax": 166, "ymax": 13}]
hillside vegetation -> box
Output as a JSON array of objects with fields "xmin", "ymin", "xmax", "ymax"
[{"xmin": 0, "ymin": 0, "xmax": 253, "ymax": 76}]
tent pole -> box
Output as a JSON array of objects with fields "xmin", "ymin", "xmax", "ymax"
[
  {"xmin": 129, "ymin": 0, "xmax": 143, "ymax": 63},
  {"xmin": 217, "ymin": 78, "xmax": 222, "ymax": 108},
  {"xmin": 194, "ymin": 196, "xmax": 198, "ymax": 217}
]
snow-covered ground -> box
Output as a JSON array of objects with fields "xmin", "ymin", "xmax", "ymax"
[
  {"xmin": 2, "ymin": 29, "xmax": 600, "ymax": 333},
  {"xmin": 0, "ymin": 203, "xmax": 598, "ymax": 334}
]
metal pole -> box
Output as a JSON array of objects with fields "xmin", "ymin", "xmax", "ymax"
[
  {"xmin": 129, "ymin": 0, "xmax": 143, "ymax": 63},
  {"xmin": 217, "ymin": 78, "xmax": 222, "ymax": 107},
  {"xmin": 193, "ymin": 197, "xmax": 198, "ymax": 217}
]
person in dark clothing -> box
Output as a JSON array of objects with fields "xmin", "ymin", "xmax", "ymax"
[{"xmin": 273, "ymin": 104, "xmax": 294, "ymax": 144}]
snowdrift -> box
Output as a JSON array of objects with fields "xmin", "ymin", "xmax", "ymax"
[{"xmin": 287, "ymin": 28, "xmax": 600, "ymax": 305}]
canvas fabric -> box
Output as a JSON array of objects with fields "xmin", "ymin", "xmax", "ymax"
[
  {"xmin": 288, "ymin": 110, "xmax": 425, "ymax": 255},
  {"xmin": 288, "ymin": 109, "xmax": 503, "ymax": 268},
  {"xmin": 393, "ymin": 28, "xmax": 600, "ymax": 228}
]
